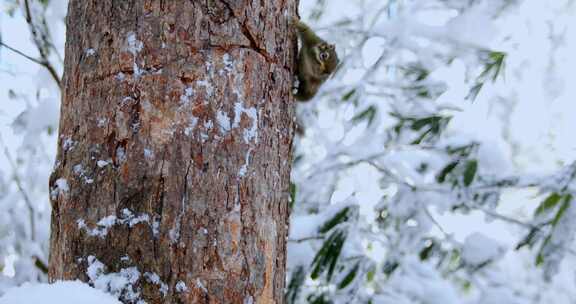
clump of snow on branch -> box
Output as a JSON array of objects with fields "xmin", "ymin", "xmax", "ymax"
[{"xmin": 461, "ymin": 232, "xmax": 505, "ymax": 267}]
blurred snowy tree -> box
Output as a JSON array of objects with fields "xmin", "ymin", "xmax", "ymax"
[
  {"xmin": 287, "ymin": 0, "xmax": 576, "ymax": 303},
  {"xmin": 0, "ymin": 0, "xmax": 63, "ymax": 293}
]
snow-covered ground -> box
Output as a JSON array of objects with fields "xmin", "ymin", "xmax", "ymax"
[{"xmin": 0, "ymin": 281, "xmax": 120, "ymax": 304}]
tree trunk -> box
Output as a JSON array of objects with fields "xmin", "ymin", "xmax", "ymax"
[{"xmin": 48, "ymin": 1, "xmax": 297, "ymax": 303}]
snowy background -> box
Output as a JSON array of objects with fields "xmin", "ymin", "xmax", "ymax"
[{"xmin": 1, "ymin": 0, "xmax": 576, "ymax": 303}]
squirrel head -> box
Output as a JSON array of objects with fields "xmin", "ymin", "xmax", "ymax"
[{"xmin": 314, "ymin": 43, "xmax": 339, "ymax": 75}]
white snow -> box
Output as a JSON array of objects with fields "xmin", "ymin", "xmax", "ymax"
[
  {"xmin": 144, "ymin": 148, "xmax": 154, "ymax": 160},
  {"xmin": 238, "ymin": 149, "xmax": 251, "ymax": 178},
  {"xmin": 168, "ymin": 225, "xmax": 180, "ymax": 244},
  {"xmin": 126, "ymin": 32, "xmax": 143, "ymax": 77},
  {"xmin": 462, "ymin": 232, "xmax": 505, "ymax": 266},
  {"xmin": 73, "ymin": 164, "xmax": 83, "ymax": 175},
  {"xmin": 219, "ymin": 53, "xmax": 234, "ymax": 75},
  {"xmin": 62, "ymin": 137, "xmax": 75, "ymax": 151},
  {"xmin": 184, "ymin": 116, "xmax": 198, "ymax": 136},
  {"xmin": 143, "ymin": 272, "xmax": 168, "ymax": 296},
  {"xmin": 151, "ymin": 218, "xmax": 160, "ymax": 237},
  {"xmin": 222, "ymin": 53, "xmax": 232, "ymax": 67},
  {"xmin": 126, "ymin": 32, "xmax": 143, "ymax": 54},
  {"xmin": 77, "ymin": 209, "xmax": 153, "ymax": 238},
  {"xmin": 383, "ymin": 257, "xmax": 460, "ymax": 304},
  {"xmin": 115, "ymin": 72, "xmax": 126, "ymax": 81},
  {"xmin": 11, "ymin": 98, "xmax": 59, "ymax": 147},
  {"xmin": 115, "ymin": 147, "xmax": 126, "ymax": 164},
  {"xmin": 216, "ymin": 110, "xmax": 231, "ymax": 133},
  {"xmin": 196, "ymin": 79, "xmax": 214, "ymax": 97},
  {"xmin": 0, "ymin": 281, "xmax": 121, "ymax": 304},
  {"xmin": 77, "ymin": 216, "xmax": 116, "ymax": 238},
  {"xmin": 121, "ymin": 209, "xmax": 150, "ymax": 227},
  {"xmin": 175, "ymin": 281, "xmax": 188, "ymax": 293},
  {"xmin": 85, "ymin": 48, "xmax": 96, "ymax": 56},
  {"xmin": 180, "ymin": 87, "xmax": 194, "ymax": 104},
  {"xmin": 233, "ymin": 102, "xmax": 259, "ymax": 144},
  {"xmin": 195, "ymin": 278, "xmax": 207, "ymax": 293},
  {"xmin": 87, "ymin": 256, "xmax": 141, "ymax": 302},
  {"xmin": 55, "ymin": 178, "xmax": 69, "ymax": 192},
  {"xmin": 244, "ymin": 295, "xmax": 254, "ymax": 304}
]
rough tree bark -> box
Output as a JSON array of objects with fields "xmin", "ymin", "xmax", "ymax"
[{"xmin": 48, "ymin": 1, "xmax": 297, "ymax": 303}]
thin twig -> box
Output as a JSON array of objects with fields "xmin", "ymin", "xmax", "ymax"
[
  {"xmin": 477, "ymin": 206, "xmax": 539, "ymax": 230},
  {"xmin": 22, "ymin": 0, "xmax": 62, "ymax": 89},
  {"xmin": 288, "ymin": 235, "xmax": 324, "ymax": 243},
  {"xmin": 0, "ymin": 41, "xmax": 47, "ymax": 66},
  {"xmin": 423, "ymin": 207, "xmax": 451, "ymax": 239},
  {"xmin": 306, "ymin": 152, "xmax": 387, "ymax": 180},
  {"xmin": 2, "ymin": 147, "xmax": 36, "ymax": 242},
  {"xmin": 0, "ymin": 41, "xmax": 61, "ymax": 89}
]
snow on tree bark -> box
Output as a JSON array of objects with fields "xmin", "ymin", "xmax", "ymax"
[{"xmin": 48, "ymin": 1, "xmax": 297, "ymax": 303}]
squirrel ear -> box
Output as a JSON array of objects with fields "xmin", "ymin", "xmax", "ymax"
[{"xmin": 329, "ymin": 44, "xmax": 335, "ymax": 50}]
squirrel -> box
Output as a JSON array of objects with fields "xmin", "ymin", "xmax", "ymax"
[{"xmin": 293, "ymin": 18, "xmax": 339, "ymax": 101}]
